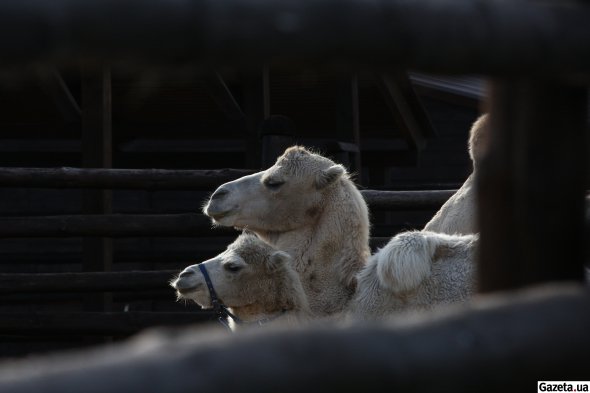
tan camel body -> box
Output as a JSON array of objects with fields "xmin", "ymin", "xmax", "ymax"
[
  {"xmin": 173, "ymin": 232, "xmax": 477, "ymax": 325},
  {"xmin": 349, "ymin": 231, "xmax": 478, "ymax": 319},
  {"xmin": 423, "ymin": 114, "xmax": 488, "ymax": 234}
]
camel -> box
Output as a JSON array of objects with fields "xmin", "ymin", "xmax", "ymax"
[
  {"xmin": 203, "ymin": 146, "xmax": 370, "ymax": 316},
  {"xmin": 348, "ymin": 231, "xmax": 478, "ymax": 319},
  {"xmin": 423, "ymin": 114, "xmax": 489, "ymax": 234},
  {"xmin": 173, "ymin": 231, "xmax": 477, "ymax": 325},
  {"xmin": 171, "ymin": 233, "xmax": 311, "ymax": 331}
]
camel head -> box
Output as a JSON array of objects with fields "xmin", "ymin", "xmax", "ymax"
[
  {"xmin": 171, "ymin": 233, "xmax": 295, "ymax": 310},
  {"xmin": 468, "ymin": 114, "xmax": 489, "ymax": 166},
  {"xmin": 203, "ymin": 146, "xmax": 347, "ymax": 233}
]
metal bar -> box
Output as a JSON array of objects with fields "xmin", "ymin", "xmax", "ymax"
[
  {"xmin": 0, "ymin": 167, "xmax": 256, "ymax": 190},
  {"xmin": 477, "ymin": 79, "xmax": 588, "ymax": 292},
  {"xmin": 1, "ymin": 0, "xmax": 590, "ymax": 72}
]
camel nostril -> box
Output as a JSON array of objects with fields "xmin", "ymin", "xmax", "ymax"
[
  {"xmin": 179, "ymin": 270, "xmax": 194, "ymax": 278},
  {"xmin": 211, "ymin": 188, "xmax": 229, "ymax": 201}
]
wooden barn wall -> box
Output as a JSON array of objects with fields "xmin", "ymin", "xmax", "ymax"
[{"xmin": 0, "ymin": 67, "xmax": 478, "ymax": 358}]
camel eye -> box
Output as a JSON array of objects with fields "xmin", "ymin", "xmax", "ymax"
[
  {"xmin": 263, "ymin": 179, "xmax": 285, "ymax": 190},
  {"xmin": 224, "ymin": 263, "xmax": 243, "ymax": 273}
]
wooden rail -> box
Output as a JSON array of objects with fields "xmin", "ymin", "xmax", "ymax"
[
  {"xmin": 0, "ymin": 271, "xmax": 177, "ymax": 294},
  {"xmin": 0, "ymin": 312, "xmax": 214, "ymax": 335},
  {"xmin": 0, "ymin": 167, "xmax": 256, "ymax": 190}
]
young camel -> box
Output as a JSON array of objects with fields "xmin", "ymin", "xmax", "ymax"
[
  {"xmin": 173, "ymin": 231, "xmax": 478, "ymax": 325},
  {"xmin": 423, "ymin": 114, "xmax": 489, "ymax": 234},
  {"xmin": 203, "ymin": 146, "xmax": 370, "ymax": 316},
  {"xmin": 171, "ymin": 233, "xmax": 311, "ymax": 331}
]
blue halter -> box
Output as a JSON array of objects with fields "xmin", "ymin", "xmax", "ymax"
[
  {"xmin": 197, "ymin": 263, "xmax": 242, "ymax": 331},
  {"xmin": 197, "ymin": 263, "xmax": 287, "ymax": 331}
]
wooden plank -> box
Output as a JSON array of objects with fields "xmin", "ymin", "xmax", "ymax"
[
  {"xmin": 0, "ymin": 167, "xmax": 256, "ymax": 190},
  {"xmin": 36, "ymin": 68, "xmax": 81, "ymax": 123},
  {"xmin": 0, "ymin": 271, "xmax": 178, "ymax": 294},
  {"xmin": 361, "ymin": 190, "xmax": 455, "ymax": 210},
  {"xmin": 204, "ymin": 71, "xmax": 245, "ymax": 122},
  {"xmin": 242, "ymin": 66, "xmax": 270, "ymax": 168},
  {"xmin": 0, "ymin": 312, "xmax": 214, "ymax": 335},
  {"xmin": 336, "ymin": 75, "xmax": 361, "ymax": 178},
  {"xmin": 478, "ymin": 79, "xmax": 588, "ymax": 292},
  {"xmin": 0, "ymin": 214, "xmax": 234, "ymax": 237},
  {"xmin": 82, "ymin": 65, "xmax": 113, "ymax": 312},
  {"xmin": 260, "ymin": 115, "xmax": 296, "ymax": 168}
]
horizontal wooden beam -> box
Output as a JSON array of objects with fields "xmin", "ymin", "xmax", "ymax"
[
  {"xmin": 361, "ymin": 190, "xmax": 454, "ymax": 210},
  {"xmin": 0, "ymin": 312, "xmax": 214, "ymax": 335},
  {"xmin": 0, "ymin": 191, "xmax": 454, "ymax": 237},
  {"xmin": 0, "ymin": 285, "xmax": 587, "ymax": 392},
  {"xmin": 0, "ymin": 167, "xmax": 256, "ymax": 190},
  {"xmin": 0, "ymin": 0, "xmax": 589, "ymax": 73},
  {"xmin": 0, "ymin": 271, "xmax": 178, "ymax": 294},
  {"xmin": 0, "ymin": 214, "xmax": 234, "ymax": 237}
]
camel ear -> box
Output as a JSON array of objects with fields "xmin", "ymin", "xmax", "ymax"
[
  {"xmin": 315, "ymin": 165, "xmax": 345, "ymax": 189},
  {"xmin": 267, "ymin": 251, "xmax": 292, "ymax": 271}
]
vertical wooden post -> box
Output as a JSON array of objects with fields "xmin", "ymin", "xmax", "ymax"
[
  {"xmin": 242, "ymin": 66, "xmax": 270, "ymax": 169},
  {"xmin": 336, "ymin": 75, "xmax": 362, "ymax": 181},
  {"xmin": 477, "ymin": 79, "xmax": 587, "ymax": 292},
  {"xmin": 81, "ymin": 65, "xmax": 113, "ymax": 311},
  {"xmin": 260, "ymin": 115, "xmax": 296, "ymax": 168}
]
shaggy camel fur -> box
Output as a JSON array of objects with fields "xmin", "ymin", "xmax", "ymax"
[
  {"xmin": 171, "ymin": 233, "xmax": 311, "ymax": 330},
  {"xmin": 180, "ymin": 232, "xmax": 477, "ymax": 323},
  {"xmin": 423, "ymin": 114, "xmax": 489, "ymax": 234},
  {"xmin": 348, "ymin": 231, "xmax": 478, "ymax": 319},
  {"xmin": 203, "ymin": 146, "xmax": 370, "ymax": 316}
]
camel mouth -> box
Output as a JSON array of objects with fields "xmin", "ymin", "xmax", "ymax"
[
  {"xmin": 207, "ymin": 209, "xmax": 234, "ymax": 222},
  {"xmin": 173, "ymin": 280, "xmax": 203, "ymax": 296}
]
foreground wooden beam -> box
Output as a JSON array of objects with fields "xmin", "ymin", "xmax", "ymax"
[
  {"xmin": 0, "ymin": 285, "xmax": 587, "ymax": 392},
  {"xmin": 478, "ymin": 80, "xmax": 588, "ymax": 292},
  {"xmin": 0, "ymin": 0, "xmax": 590, "ymax": 73}
]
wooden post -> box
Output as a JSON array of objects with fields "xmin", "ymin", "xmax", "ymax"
[
  {"xmin": 336, "ymin": 75, "xmax": 362, "ymax": 180},
  {"xmin": 81, "ymin": 65, "xmax": 113, "ymax": 311},
  {"xmin": 477, "ymin": 79, "xmax": 588, "ymax": 292},
  {"xmin": 242, "ymin": 66, "xmax": 270, "ymax": 169},
  {"xmin": 259, "ymin": 115, "xmax": 296, "ymax": 168}
]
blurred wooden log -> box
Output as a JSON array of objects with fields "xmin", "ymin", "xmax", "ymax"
[{"xmin": 0, "ymin": 285, "xmax": 587, "ymax": 393}]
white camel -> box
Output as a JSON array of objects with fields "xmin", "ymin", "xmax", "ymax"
[
  {"xmin": 171, "ymin": 233, "xmax": 311, "ymax": 331},
  {"xmin": 348, "ymin": 231, "xmax": 478, "ymax": 319},
  {"xmin": 423, "ymin": 114, "xmax": 488, "ymax": 234},
  {"xmin": 203, "ymin": 146, "xmax": 370, "ymax": 316},
  {"xmin": 173, "ymin": 231, "xmax": 478, "ymax": 324}
]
